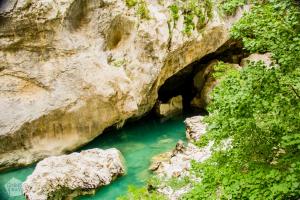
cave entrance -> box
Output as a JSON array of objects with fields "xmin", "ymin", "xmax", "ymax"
[{"xmin": 157, "ymin": 40, "xmax": 248, "ymax": 116}]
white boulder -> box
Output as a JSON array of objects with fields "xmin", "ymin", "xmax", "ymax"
[{"xmin": 23, "ymin": 148, "xmax": 125, "ymax": 200}]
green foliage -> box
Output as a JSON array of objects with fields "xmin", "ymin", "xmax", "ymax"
[
  {"xmin": 211, "ymin": 61, "xmax": 239, "ymax": 79},
  {"xmin": 125, "ymin": 0, "xmax": 138, "ymax": 7},
  {"xmin": 169, "ymin": 0, "xmax": 213, "ymax": 35},
  {"xmin": 203, "ymin": 0, "xmax": 213, "ymax": 19},
  {"xmin": 117, "ymin": 185, "xmax": 167, "ymax": 200},
  {"xmin": 184, "ymin": 0, "xmax": 300, "ymax": 199},
  {"xmin": 169, "ymin": 4, "xmax": 180, "ymax": 22},
  {"xmin": 231, "ymin": 0, "xmax": 300, "ymax": 69},
  {"xmin": 165, "ymin": 176, "xmax": 191, "ymax": 190},
  {"xmin": 119, "ymin": 176, "xmax": 192, "ymax": 199},
  {"xmin": 186, "ymin": 62, "xmax": 300, "ymax": 199},
  {"xmin": 125, "ymin": 0, "xmax": 150, "ymax": 19},
  {"xmin": 184, "ymin": 159, "xmax": 300, "ymax": 199},
  {"xmin": 112, "ymin": 59, "xmax": 127, "ymax": 67},
  {"xmin": 137, "ymin": 0, "xmax": 150, "ymax": 20},
  {"xmin": 218, "ymin": 0, "xmax": 247, "ymax": 16}
]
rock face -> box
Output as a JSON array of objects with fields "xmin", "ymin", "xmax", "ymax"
[
  {"xmin": 191, "ymin": 61, "xmax": 240, "ymax": 109},
  {"xmin": 150, "ymin": 116, "xmax": 212, "ymax": 199},
  {"xmin": 240, "ymin": 53, "xmax": 274, "ymax": 67},
  {"xmin": 155, "ymin": 95, "xmax": 183, "ymax": 117},
  {"xmin": 22, "ymin": 148, "xmax": 125, "ymax": 200},
  {"xmin": 0, "ymin": 0, "xmax": 247, "ymax": 170},
  {"xmin": 151, "ymin": 116, "xmax": 233, "ymax": 199},
  {"xmin": 152, "ymin": 141, "xmax": 212, "ymax": 178},
  {"xmin": 185, "ymin": 116, "xmax": 207, "ymax": 142},
  {"xmin": 150, "ymin": 116, "xmax": 211, "ymax": 178}
]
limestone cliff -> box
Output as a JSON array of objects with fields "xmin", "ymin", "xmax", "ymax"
[{"xmin": 0, "ymin": 0, "xmax": 246, "ymax": 170}]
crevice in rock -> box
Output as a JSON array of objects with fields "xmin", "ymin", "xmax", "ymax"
[
  {"xmin": 105, "ymin": 15, "xmax": 136, "ymax": 50},
  {"xmin": 157, "ymin": 40, "xmax": 249, "ymax": 114},
  {"xmin": 64, "ymin": 0, "xmax": 88, "ymax": 31}
]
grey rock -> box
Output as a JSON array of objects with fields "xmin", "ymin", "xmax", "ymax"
[{"xmin": 22, "ymin": 148, "xmax": 125, "ymax": 200}]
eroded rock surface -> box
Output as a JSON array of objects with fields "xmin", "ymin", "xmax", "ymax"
[
  {"xmin": 0, "ymin": 0, "xmax": 247, "ymax": 170},
  {"xmin": 155, "ymin": 95, "xmax": 183, "ymax": 118},
  {"xmin": 151, "ymin": 115, "xmax": 234, "ymax": 199},
  {"xmin": 150, "ymin": 116, "xmax": 211, "ymax": 199},
  {"xmin": 240, "ymin": 53, "xmax": 274, "ymax": 67},
  {"xmin": 151, "ymin": 116, "xmax": 211, "ymax": 178},
  {"xmin": 191, "ymin": 60, "xmax": 240, "ymax": 109},
  {"xmin": 22, "ymin": 148, "xmax": 125, "ymax": 200},
  {"xmin": 185, "ymin": 115, "xmax": 207, "ymax": 142}
]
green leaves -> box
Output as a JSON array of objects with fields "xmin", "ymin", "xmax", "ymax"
[
  {"xmin": 231, "ymin": 0, "xmax": 300, "ymax": 70},
  {"xmin": 122, "ymin": 1, "xmax": 300, "ymax": 199},
  {"xmin": 184, "ymin": 0, "xmax": 300, "ymax": 199},
  {"xmin": 125, "ymin": 0, "xmax": 150, "ymax": 20},
  {"xmin": 169, "ymin": 4, "xmax": 180, "ymax": 21},
  {"xmin": 117, "ymin": 185, "xmax": 167, "ymax": 200},
  {"xmin": 168, "ymin": 0, "xmax": 213, "ymax": 35},
  {"xmin": 218, "ymin": 0, "xmax": 247, "ymax": 16},
  {"xmin": 125, "ymin": 0, "xmax": 138, "ymax": 7}
]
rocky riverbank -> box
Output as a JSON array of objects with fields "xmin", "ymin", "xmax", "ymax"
[{"xmin": 149, "ymin": 116, "xmax": 212, "ymax": 199}]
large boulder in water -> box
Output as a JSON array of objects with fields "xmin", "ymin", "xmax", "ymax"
[
  {"xmin": 0, "ymin": 0, "xmax": 248, "ymax": 170},
  {"xmin": 22, "ymin": 148, "xmax": 125, "ymax": 200}
]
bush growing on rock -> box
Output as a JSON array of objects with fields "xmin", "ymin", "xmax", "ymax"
[
  {"xmin": 168, "ymin": 0, "xmax": 213, "ymax": 34},
  {"xmin": 118, "ymin": 185, "xmax": 167, "ymax": 200},
  {"xmin": 125, "ymin": 0, "xmax": 150, "ymax": 19}
]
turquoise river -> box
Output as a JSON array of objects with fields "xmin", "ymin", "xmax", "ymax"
[{"xmin": 0, "ymin": 115, "xmax": 187, "ymax": 200}]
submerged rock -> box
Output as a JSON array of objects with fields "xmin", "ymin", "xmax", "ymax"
[
  {"xmin": 22, "ymin": 148, "xmax": 125, "ymax": 200},
  {"xmin": 155, "ymin": 95, "xmax": 183, "ymax": 118},
  {"xmin": 149, "ymin": 140, "xmax": 186, "ymax": 171},
  {"xmin": 149, "ymin": 151, "xmax": 173, "ymax": 171}
]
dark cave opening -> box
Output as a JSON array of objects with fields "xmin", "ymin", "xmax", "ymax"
[{"xmin": 157, "ymin": 40, "xmax": 248, "ymax": 115}]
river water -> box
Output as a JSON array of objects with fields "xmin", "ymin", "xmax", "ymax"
[{"xmin": 0, "ymin": 116, "xmax": 187, "ymax": 200}]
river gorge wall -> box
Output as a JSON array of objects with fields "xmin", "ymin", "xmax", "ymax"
[{"xmin": 0, "ymin": 0, "xmax": 247, "ymax": 171}]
